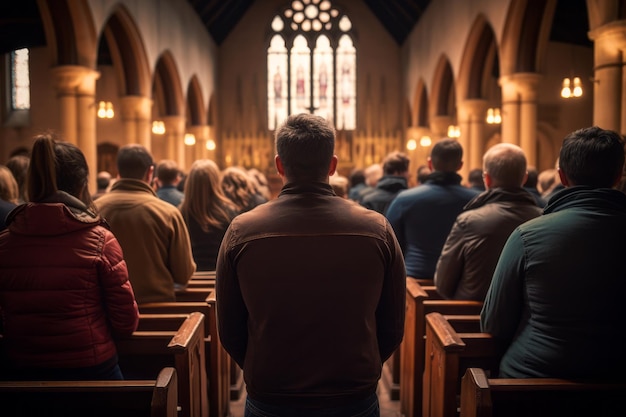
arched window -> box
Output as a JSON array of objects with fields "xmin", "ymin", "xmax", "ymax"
[
  {"xmin": 267, "ymin": 0, "xmax": 356, "ymax": 130},
  {"xmin": 10, "ymin": 48, "xmax": 30, "ymax": 110}
]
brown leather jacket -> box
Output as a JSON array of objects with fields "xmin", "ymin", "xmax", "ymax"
[{"xmin": 216, "ymin": 182, "xmax": 406, "ymax": 407}]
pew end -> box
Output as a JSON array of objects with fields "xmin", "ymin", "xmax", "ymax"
[{"xmin": 460, "ymin": 367, "xmax": 626, "ymax": 417}]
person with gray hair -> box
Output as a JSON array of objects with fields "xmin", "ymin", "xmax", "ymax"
[
  {"xmin": 434, "ymin": 143, "xmax": 542, "ymax": 301},
  {"xmin": 95, "ymin": 144, "xmax": 196, "ymax": 303},
  {"xmin": 216, "ymin": 113, "xmax": 405, "ymax": 417}
]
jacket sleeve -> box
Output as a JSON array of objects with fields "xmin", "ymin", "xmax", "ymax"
[
  {"xmin": 434, "ymin": 216, "xmax": 465, "ymax": 299},
  {"xmin": 215, "ymin": 224, "xmax": 248, "ymax": 368},
  {"xmin": 385, "ymin": 199, "xmax": 406, "ymax": 253},
  {"xmin": 168, "ymin": 210, "xmax": 196, "ymax": 287},
  {"xmin": 376, "ymin": 220, "xmax": 407, "ymax": 362},
  {"xmin": 480, "ymin": 228, "xmax": 526, "ymax": 344},
  {"xmin": 99, "ymin": 230, "xmax": 140, "ymax": 338}
]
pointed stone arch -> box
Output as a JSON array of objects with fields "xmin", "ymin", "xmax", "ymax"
[
  {"xmin": 186, "ymin": 75, "xmax": 207, "ymax": 126},
  {"xmin": 100, "ymin": 5, "xmax": 152, "ymax": 96},
  {"xmin": 500, "ymin": 0, "xmax": 557, "ymax": 76},
  {"xmin": 429, "ymin": 55, "xmax": 456, "ymax": 140},
  {"xmin": 154, "ymin": 51, "xmax": 184, "ymax": 117},
  {"xmin": 414, "ymin": 79, "xmax": 429, "ymax": 128},
  {"xmin": 38, "ymin": 0, "xmax": 98, "ymax": 67}
]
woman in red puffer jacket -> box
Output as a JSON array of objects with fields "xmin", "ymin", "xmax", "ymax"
[{"xmin": 0, "ymin": 134, "xmax": 139, "ymax": 380}]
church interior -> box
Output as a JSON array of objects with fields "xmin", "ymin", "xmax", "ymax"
[{"xmin": 0, "ymin": 0, "xmax": 622, "ymax": 193}]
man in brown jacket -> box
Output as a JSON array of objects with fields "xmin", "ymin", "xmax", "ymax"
[
  {"xmin": 216, "ymin": 114, "xmax": 406, "ymax": 417},
  {"xmin": 96, "ymin": 144, "xmax": 196, "ymax": 303}
]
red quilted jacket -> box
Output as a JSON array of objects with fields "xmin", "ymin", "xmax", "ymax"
[{"xmin": 0, "ymin": 194, "xmax": 139, "ymax": 369}]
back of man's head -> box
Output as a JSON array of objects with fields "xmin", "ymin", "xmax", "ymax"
[
  {"xmin": 524, "ymin": 166, "xmax": 539, "ymax": 188},
  {"xmin": 117, "ymin": 144, "xmax": 153, "ymax": 180},
  {"xmin": 416, "ymin": 165, "xmax": 431, "ymax": 184},
  {"xmin": 430, "ymin": 139, "xmax": 463, "ymax": 172},
  {"xmin": 96, "ymin": 171, "xmax": 112, "ymax": 190},
  {"xmin": 559, "ymin": 126, "xmax": 625, "ymax": 188},
  {"xmin": 275, "ymin": 113, "xmax": 335, "ymax": 182},
  {"xmin": 483, "ymin": 143, "xmax": 527, "ymax": 188},
  {"xmin": 382, "ymin": 151, "xmax": 410, "ymax": 176},
  {"xmin": 364, "ymin": 163, "xmax": 383, "ymax": 186},
  {"xmin": 156, "ymin": 160, "xmax": 180, "ymax": 185}
]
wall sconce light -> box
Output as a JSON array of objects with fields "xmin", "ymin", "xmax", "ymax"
[
  {"xmin": 97, "ymin": 101, "xmax": 114, "ymax": 119},
  {"xmin": 486, "ymin": 108, "xmax": 502, "ymax": 124},
  {"xmin": 206, "ymin": 139, "xmax": 216, "ymax": 151},
  {"xmin": 184, "ymin": 133, "xmax": 196, "ymax": 146},
  {"xmin": 419, "ymin": 136, "xmax": 432, "ymax": 147},
  {"xmin": 152, "ymin": 120, "xmax": 165, "ymax": 135},
  {"xmin": 447, "ymin": 125, "xmax": 460, "ymax": 138},
  {"xmin": 561, "ymin": 77, "xmax": 583, "ymax": 98},
  {"xmin": 406, "ymin": 139, "xmax": 417, "ymax": 151}
]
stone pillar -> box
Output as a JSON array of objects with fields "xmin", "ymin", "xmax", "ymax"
[
  {"xmin": 458, "ymin": 99, "xmax": 489, "ymax": 174},
  {"xmin": 50, "ymin": 65, "xmax": 100, "ymax": 194},
  {"xmin": 162, "ymin": 115, "xmax": 186, "ymax": 167},
  {"xmin": 188, "ymin": 125, "xmax": 210, "ymax": 163},
  {"xmin": 429, "ymin": 115, "xmax": 453, "ymax": 140},
  {"xmin": 499, "ymin": 74, "xmax": 521, "ymax": 146},
  {"xmin": 516, "ymin": 73, "xmax": 541, "ymax": 168},
  {"xmin": 588, "ymin": 20, "xmax": 626, "ymax": 134},
  {"xmin": 120, "ymin": 96, "xmax": 153, "ymax": 150}
]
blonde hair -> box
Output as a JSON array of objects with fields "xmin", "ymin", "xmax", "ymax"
[
  {"xmin": 180, "ymin": 160, "xmax": 235, "ymax": 232},
  {"xmin": 0, "ymin": 165, "xmax": 19, "ymax": 203},
  {"xmin": 221, "ymin": 166, "xmax": 259, "ymax": 212}
]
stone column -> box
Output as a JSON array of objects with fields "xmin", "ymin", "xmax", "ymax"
[
  {"xmin": 588, "ymin": 20, "xmax": 626, "ymax": 134},
  {"xmin": 50, "ymin": 65, "xmax": 100, "ymax": 193},
  {"xmin": 429, "ymin": 115, "xmax": 453, "ymax": 140},
  {"xmin": 499, "ymin": 74, "xmax": 520, "ymax": 146},
  {"xmin": 162, "ymin": 115, "xmax": 186, "ymax": 167},
  {"xmin": 458, "ymin": 99, "xmax": 489, "ymax": 174},
  {"xmin": 515, "ymin": 73, "xmax": 541, "ymax": 168},
  {"xmin": 120, "ymin": 96, "xmax": 153, "ymax": 150}
]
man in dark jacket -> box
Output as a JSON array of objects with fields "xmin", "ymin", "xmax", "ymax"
[
  {"xmin": 434, "ymin": 143, "xmax": 542, "ymax": 301},
  {"xmin": 216, "ymin": 113, "xmax": 406, "ymax": 417},
  {"xmin": 481, "ymin": 126, "xmax": 626, "ymax": 380},
  {"xmin": 386, "ymin": 139, "xmax": 480, "ymax": 280},
  {"xmin": 360, "ymin": 151, "xmax": 410, "ymax": 214}
]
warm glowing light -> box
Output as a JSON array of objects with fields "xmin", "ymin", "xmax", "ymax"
[
  {"xmin": 419, "ymin": 136, "xmax": 432, "ymax": 147},
  {"xmin": 184, "ymin": 133, "xmax": 196, "ymax": 146},
  {"xmin": 206, "ymin": 139, "xmax": 216, "ymax": 151},
  {"xmin": 447, "ymin": 125, "xmax": 460, "ymax": 138},
  {"xmin": 486, "ymin": 108, "xmax": 501, "ymax": 124},
  {"xmin": 152, "ymin": 120, "xmax": 165, "ymax": 135},
  {"xmin": 561, "ymin": 78, "xmax": 572, "ymax": 98},
  {"xmin": 97, "ymin": 101, "xmax": 114, "ymax": 119},
  {"xmin": 572, "ymin": 77, "xmax": 583, "ymax": 97}
]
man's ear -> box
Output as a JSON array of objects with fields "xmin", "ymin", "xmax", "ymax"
[
  {"xmin": 483, "ymin": 172, "xmax": 492, "ymax": 189},
  {"xmin": 328, "ymin": 155, "xmax": 338, "ymax": 176},
  {"xmin": 557, "ymin": 168, "xmax": 569, "ymax": 187},
  {"xmin": 427, "ymin": 157, "xmax": 433, "ymax": 171},
  {"xmin": 275, "ymin": 154, "xmax": 285, "ymax": 177},
  {"xmin": 144, "ymin": 165, "xmax": 155, "ymax": 184}
]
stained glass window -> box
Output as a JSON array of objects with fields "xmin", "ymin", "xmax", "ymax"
[
  {"xmin": 267, "ymin": 0, "xmax": 356, "ymax": 130},
  {"xmin": 10, "ymin": 48, "xmax": 30, "ymax": 110}
]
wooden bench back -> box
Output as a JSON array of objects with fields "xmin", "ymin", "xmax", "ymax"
[
  {"xmin": 0, "ymin": 367, "xmax": 178, "ymax": 417},
  {"xmin": 117, "ymin": 311, "xmax": 208, "ymax": 417},
  {"xmin": 423, "ymin": 312, "xmax": 497, "ymax": 417},
  {"xmin": 400, "ymin": 279, "xmax": 484, "ymax": 417},
  {"xmin": 460, "ymin": 367, "xmax": 626, "ymax": 417},
  {"xmin": 138, "ymin": 293, "xmax": 230, "ymax": 417}
]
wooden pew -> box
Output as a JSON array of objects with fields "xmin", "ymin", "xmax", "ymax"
[
  {"xmin": 176, "ymin": 281, "xmax": 245, "ymax": 402},
  {"xmin": 400, "ymin": 278, "xmax": 484, "ymax": 417},
  {"xmin": 460, "ymin": 367, "xmax": 626, "ymax": 417},
  {"xmin": 117, "ymin": 311, "xmax": 208, "ymax": 417},
  {"xmin": 0, "ymin": 366, "xmax": 178, "ymax": 417},
  {"xmin": 382, "ymin": 279, "xmax": 437, "ymax": 400},
  {"xmin": 422, "ymin": 312, "xmax": 497, "ymax": 417},
  {"xmin": 139, "ymin": 292, "xmax": 230, "ymax": 417}
]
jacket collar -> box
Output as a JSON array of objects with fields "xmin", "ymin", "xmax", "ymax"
[
  {"xmin": 111, "ymin": 178, "xmax": 157, "ymax": 196},
  {"xmin": 425, "ymin": 171, "xmax": 463, "ymax": 186},
  {"xmin": 279, "ymin": 182, "xmax": 336, "ymax": 197},
  {"xmin": 544, "ymin": 186, "xmax": 626, "ymax": 214},
  {"xmin": 464, "ymin": 187, "xmax": 537, "ymax": 210}
]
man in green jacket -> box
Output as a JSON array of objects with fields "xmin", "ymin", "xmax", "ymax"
[{"xmin": 481, "ymin": 126, "xmax": 626, "ymax": 380}]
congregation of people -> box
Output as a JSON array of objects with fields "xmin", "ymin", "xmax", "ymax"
[{"xmin": 0, "ymin": 118, "xmax": 625, "ymax": 415}]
